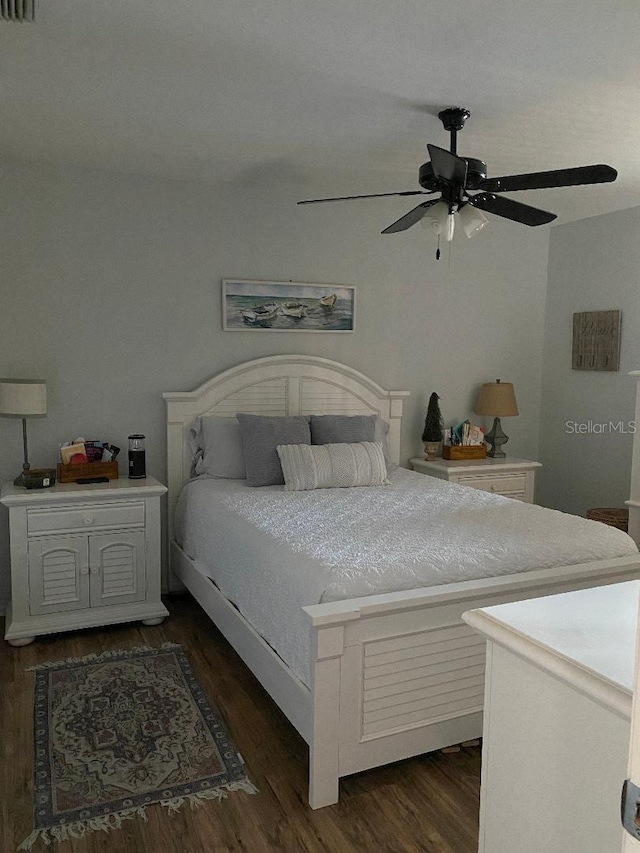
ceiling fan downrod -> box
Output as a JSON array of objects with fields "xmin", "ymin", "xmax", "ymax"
[{"xmin": 437, "ymin": 107, "xmax": 471, "ymax": 155}]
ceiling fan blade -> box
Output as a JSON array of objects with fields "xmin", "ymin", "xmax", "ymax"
[
  {"xmin": 297, "ymin": 190, "xmax": 434, "ymax": 205},
  {"xmin": 427, "ymin": 144, "xmax": 468, "ymax": 187},
  {"xmin": 468, "ymin": 193, "xmax": 557, "ymax": 226},
  {"xmin": 479, "ymin": 164, "xmax": 617, "ymax": 193},
  {"xmin": 381, "ymin": 199, "xmax": 440, "ymax": 234}
]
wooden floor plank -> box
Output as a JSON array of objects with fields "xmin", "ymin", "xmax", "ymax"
[{"xmin": 1, "ymin": 597, "xmax": 481, "ymax": 852}]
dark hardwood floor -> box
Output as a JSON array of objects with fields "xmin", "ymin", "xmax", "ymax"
[{"xmin": 1, "ymin": 597, "xmax": 481, "ymax": 852}]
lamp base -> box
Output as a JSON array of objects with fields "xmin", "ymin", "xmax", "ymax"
[
  {"xmin": 13, "ymin": 468, "xmax": 28, "ymax": 487},
  {"xmin": 13, "ymin": 466, "xmax": 56, "ymax": 489},
  {"xmin": 485, "ymin": 417, "xmax": 509, "ymax": 458}
]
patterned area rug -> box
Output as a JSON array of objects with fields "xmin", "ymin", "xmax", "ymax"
[{"xmin": 20, "ymin": 643, "xmax": 257, "ymax": 850}]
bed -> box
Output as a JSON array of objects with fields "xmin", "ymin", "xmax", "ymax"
[{"xmin": 164, "ymin": 354, "xmax": 640, "ymax": 808}]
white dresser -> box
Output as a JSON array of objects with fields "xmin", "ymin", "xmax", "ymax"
[
  {"xmin": 463, "ymin": 583, "xmax": 636, "ymax": 853},
  {"xmin": 410, "ymin": 456, "xmax": 541, "ymax": 503},
  {"xmin": 2, "ymin": 476, "xmax": 168, "ymax": 645}
]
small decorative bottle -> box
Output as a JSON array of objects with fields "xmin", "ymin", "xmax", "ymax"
[{"xmin": 128, "ymin": 434, "xmax": 146, "ymax": 479}]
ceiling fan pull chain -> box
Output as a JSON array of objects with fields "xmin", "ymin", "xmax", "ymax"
[{"xmin": 436, "ymin": 234, "xmax": 441, "ymax": 260}]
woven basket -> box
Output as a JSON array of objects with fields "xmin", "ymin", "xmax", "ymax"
[{"xmin": 586, "ymin": 507, "xmax": 629, "ymax": 532}]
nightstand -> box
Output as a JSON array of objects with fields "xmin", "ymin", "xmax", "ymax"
[
  {"xmin": 1, "ymin": 476, "xmax": 168, "ymax": 646},
  {"xmin": 410, "ymin": 457, "xmax": 541, "ymax": 503}
]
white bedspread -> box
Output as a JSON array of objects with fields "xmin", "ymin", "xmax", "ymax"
[{"xmin": 174, "ymin": 467, "xmax": 637, "ymax": 686}]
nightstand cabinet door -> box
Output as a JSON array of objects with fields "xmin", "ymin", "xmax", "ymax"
[
  {"xmin": 28, "ymin": 536, "xmax": 90, "ymax": 615},
  {"xmin": 89, "ymin": 530, "xmax": 146, "ymax": 608}
]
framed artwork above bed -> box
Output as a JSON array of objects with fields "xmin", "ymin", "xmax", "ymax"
[{"xmin": 222, "ymin": 279, "xmax": 355, "ymax": 333}]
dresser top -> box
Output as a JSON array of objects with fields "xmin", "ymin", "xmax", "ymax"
[
  {"xmin": 463, "ymin": 579, "xmax": 640, "ymax": 716},
  {"xmin": 1, "ymin": 475, "xmax": 167, "ymax": 506},
  {"xmin": 410, "ymin": 457, "xmax": 541, "ymax": 474}
]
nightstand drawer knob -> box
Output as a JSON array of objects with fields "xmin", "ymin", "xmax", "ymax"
[{"xmin": 83, "ymin": 516, "xmax": 93, "ymax": 525}]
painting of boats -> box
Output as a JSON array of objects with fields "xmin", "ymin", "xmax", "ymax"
[
  {"xmin": 319, "ymin": 293, "xmax": 337, "ymax": 309},
  {"xmin": 281, "ymin": 301, "xmax": 308, "ymax": 319},
  {"xmin": 241, "ymin": 302, "xmax": 278, "ymax": 326},
  {"xmin": 223, "ymin": 280, "xmax": 355, "ymax": 332}
]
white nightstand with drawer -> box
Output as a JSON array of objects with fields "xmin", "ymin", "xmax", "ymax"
[
  {"xmin": 410, "ymin": 457, "xmax": 541, "ymax": 503},
  {"xmin": 1, "ymin": 476, "xmax": 168, "ymax": 646}
]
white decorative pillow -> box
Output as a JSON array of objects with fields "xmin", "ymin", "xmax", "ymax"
[{"xmin": 276, "ymin": 442, "xmax": 389, "ymax": 491}]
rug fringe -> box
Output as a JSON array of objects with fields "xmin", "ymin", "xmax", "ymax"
[
  {"xmin": 17, "ymin": 805, "xmax": 147, "ymax": 850},
  {"xmin": 18, "ymin": 783, "xmax": 258, "ymax": 850},
  {"xmin": 27, "ymin": 642, "xmax": 181, "ymax": 671},
  {"xmin": 161, "ymin": 780, "xmax": 259, "ymax": 814}
]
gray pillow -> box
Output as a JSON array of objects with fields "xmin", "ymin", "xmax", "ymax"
[
  {"xmin": 310, "ymin": 414, "xmax": 377, "ymax": 445},
  {"xmin": 190, "ymin": 416, "xmax": 246, "ymax": 479},
  {"xmin": 236, "ymin": 414, "xmax": 311, "ymax": 486},
  {"xmin": 373, "ymin": 416, "xmax": 392, "ymax": 465}
]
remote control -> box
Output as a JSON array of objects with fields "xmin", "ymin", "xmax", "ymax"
[{"xmin": 75, "ymin": 477, "xmax": 110, "ymax": 484}]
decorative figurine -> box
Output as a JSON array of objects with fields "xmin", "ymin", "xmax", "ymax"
[{"xmin": 422, "ymin": 392, "xmax": 443, "ymax": 460}]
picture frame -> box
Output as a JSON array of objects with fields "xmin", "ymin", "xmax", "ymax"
[
  {"xmin": 572, "ymin": 309, "xmax": 621, "ymax": 371},
  {"xmin": 222, "ymin": 280, "xmax": 356, "ymax": 333}
]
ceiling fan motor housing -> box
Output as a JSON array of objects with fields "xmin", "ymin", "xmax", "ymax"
[
  {"xmin": 419, "ymin": 157, "xmax": 487, "ymax": 191},
  {"xmin": 438, "ymin": 107, "xmax": 471, "ymax": 132}
]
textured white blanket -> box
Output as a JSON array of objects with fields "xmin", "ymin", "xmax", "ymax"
[{"xmin": 175, "ymin": 467, "xmax": 637, "ymax": 685}]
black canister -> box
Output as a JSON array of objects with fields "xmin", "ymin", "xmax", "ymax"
[{"xmin": 128, "ymin": 434, "xmax": 146, "ymax": 479}]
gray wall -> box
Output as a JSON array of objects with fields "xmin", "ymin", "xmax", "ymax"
[
  {"xmin": 0, "ymin": 161, "xmax": 551, "ymax": 606},
  {"xmin": 538, "ymin": 205, "xmax": 640, "ymax": 515}
]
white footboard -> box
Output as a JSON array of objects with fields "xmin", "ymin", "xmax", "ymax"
[
  {"xmin": 304, "ymin": 555, "xmax": 640, "ymax": 808},
  {"xmin": 170, "ymin": 542, "xmax": 640, "ymax": 810}
]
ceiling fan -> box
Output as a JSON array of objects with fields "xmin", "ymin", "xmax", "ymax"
[{"xmin": 298, "ymin": 107, "xmax": 617, "ymax": 257}]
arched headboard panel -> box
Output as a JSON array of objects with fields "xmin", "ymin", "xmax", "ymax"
[{"xmin": 163, "ymin": 355, "xmax": 410, "ymax": 539}]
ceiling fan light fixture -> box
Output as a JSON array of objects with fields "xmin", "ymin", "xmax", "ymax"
[
  {"xmin": 458, "ymin": 203, "xmax": 489, "ymax": 238},
  {"xmin": 421, "ymin": 201, "xmax": 455, "ymax": 241},
  {"xmin": 445, "ymin": 212, "xmax": 455, "ymax": 242}
]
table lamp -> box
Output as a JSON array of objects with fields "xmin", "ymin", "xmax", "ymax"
[
  {"xmin": 0, "ymin": 379, "xmax": 47, "ymax": 486},
  {"xmin": 474, "ymin": 380, "xmax": 519, "ymax": 458}
]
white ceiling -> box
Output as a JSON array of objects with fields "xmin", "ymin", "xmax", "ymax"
[{"xmin": 2, "ymin": 0, "xmax": 640, "ymax": 224}]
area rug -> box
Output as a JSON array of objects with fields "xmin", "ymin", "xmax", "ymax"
[{"xmin": 20, "ymin": 643, "xmax": 257, "ymax": 850}]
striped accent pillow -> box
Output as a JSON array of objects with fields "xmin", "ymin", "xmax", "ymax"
[{"xmin": 276, "ymin": 442, "xmax": 389, "ymax": 491}]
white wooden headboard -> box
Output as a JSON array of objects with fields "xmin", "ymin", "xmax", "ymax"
[{"xmin": 163, "ymin": 354, "xmax": 410, "ymax": 539}]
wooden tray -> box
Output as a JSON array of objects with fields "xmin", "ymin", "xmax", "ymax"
[
  {"xmin": 442, "ymin": 445, "xmax": 487, "ymax": 460},
  {"xmin": 586, "ymin": 507, "xmax": 629, "ymax": 532},
  {"xmin": 56, "ymin": 461, "xmax": 119, "ymax": 483}
]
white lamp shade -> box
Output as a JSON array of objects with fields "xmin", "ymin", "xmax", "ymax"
[
  {"xmin": 458, "ymin": 204, "xmax": 489, "ymax": 238},
  {"xmin": 420, "ymin": 201, "xmax": 455, "ymax": 241},
  {"xmin": 0, "ymin": 379, "xmax": 47, "ymax": 417},
  {"xmin": 474, "ymin": 380, "xmax": 519, "ymax": 417}
]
